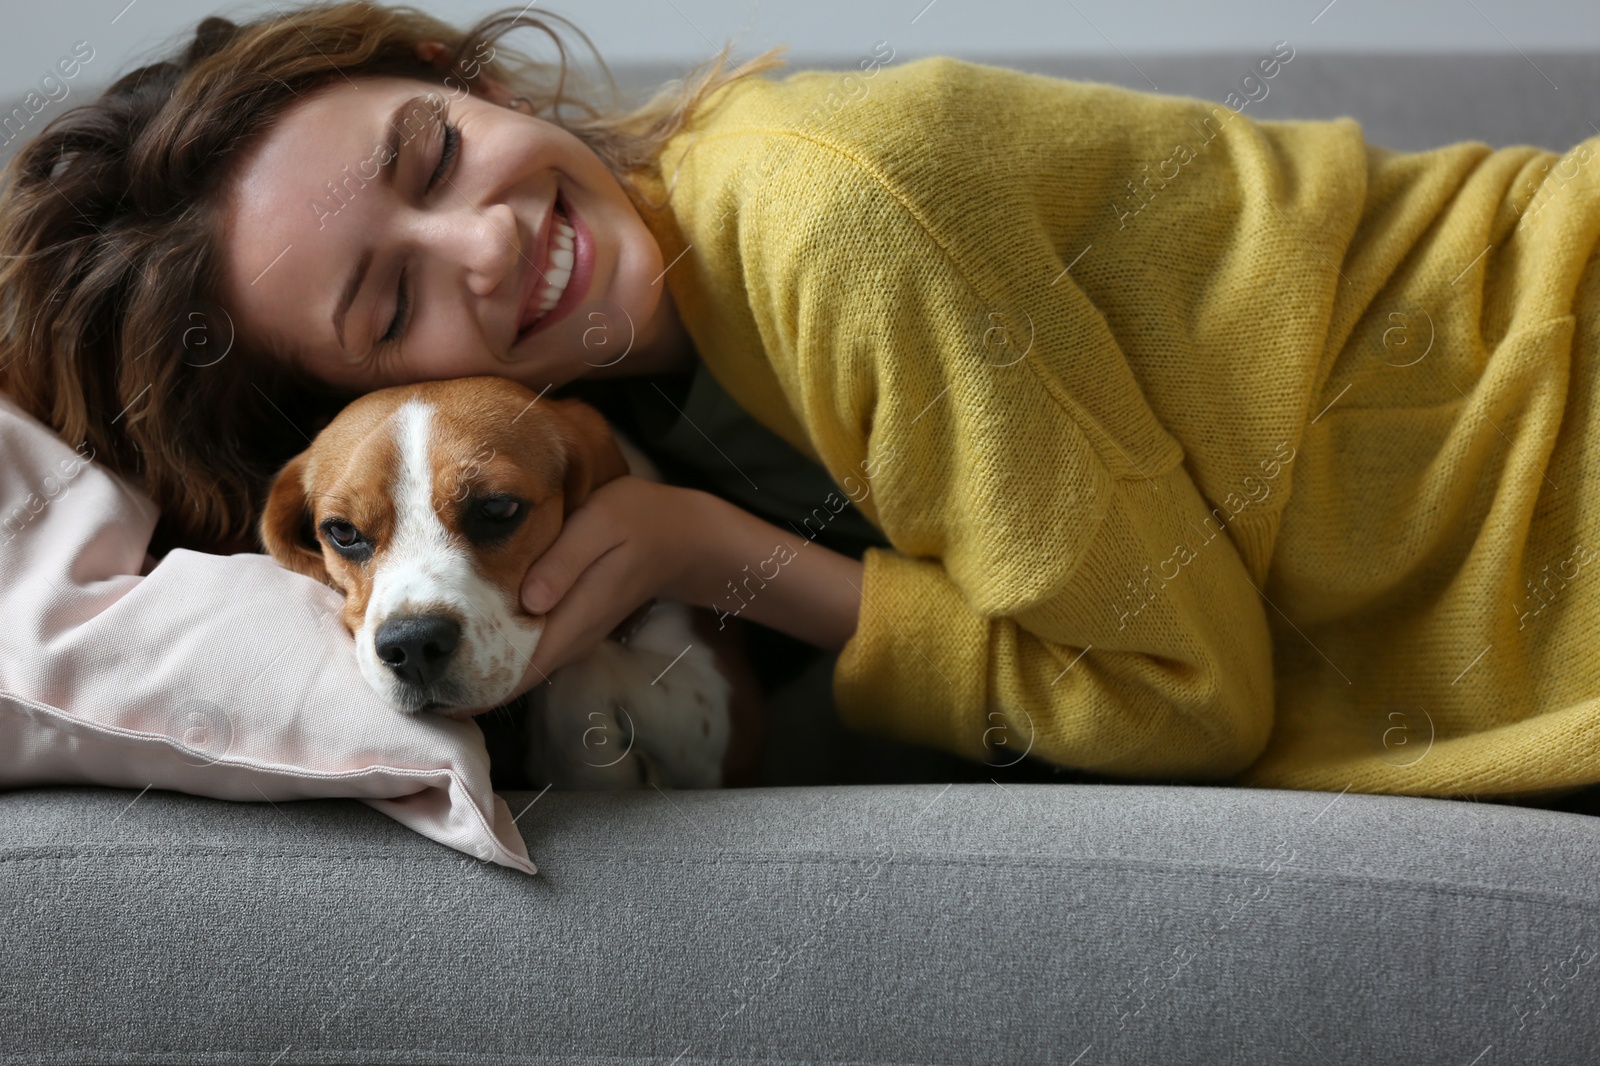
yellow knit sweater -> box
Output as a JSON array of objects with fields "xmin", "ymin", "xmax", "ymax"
[{"xmin": 629, "ymin": 54, "xmax": 1600, "ymax": 799}]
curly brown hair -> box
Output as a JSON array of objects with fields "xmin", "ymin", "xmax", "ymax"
[{"xmin": 0, "ymin": 2, "xmax": 784, "ymax": 555}]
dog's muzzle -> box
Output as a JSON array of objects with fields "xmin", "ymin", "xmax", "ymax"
[{"xmin": 374, "ymin": 614, "xmax": 461, "ymax": 688}]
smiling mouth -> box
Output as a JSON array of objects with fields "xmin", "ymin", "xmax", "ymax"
[{"xmin": 516, "ymin": 195, "xmax": 577, "ymax": 342}]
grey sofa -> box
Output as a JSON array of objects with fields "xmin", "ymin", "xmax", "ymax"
[{"xmin": 7, "ymin": 51, "xmax": 1600, "ymax": 1065}]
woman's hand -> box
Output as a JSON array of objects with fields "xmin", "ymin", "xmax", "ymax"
[
  {"xmin": 510, "ymin": 475, "xmax": 708, "ymax": 693},
  {"xmin": 494, "ymin": 473, "xmax": 867, "ymax": 710}
]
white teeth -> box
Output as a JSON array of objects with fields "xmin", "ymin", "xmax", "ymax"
[
  {"xmin": 536, "ymin": 268, "xmax": 570, "ymax": 311},
  {"xmin": 530, "ymin": 209, "xmax": 577, "ymax": 317}
]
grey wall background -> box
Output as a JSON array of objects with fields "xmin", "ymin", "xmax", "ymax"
[
  {"xmin": 3, "ymin": 0, "xmax": 1599, "ymax": 108},
  {"xmin": 0, "ymin": 1, "xmax": 1596, "ymax": 164}
]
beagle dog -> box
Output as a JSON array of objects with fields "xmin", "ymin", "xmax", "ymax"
[{"xmin": 258, "ymin": 375, "xmax": 763, "ymax": 790}]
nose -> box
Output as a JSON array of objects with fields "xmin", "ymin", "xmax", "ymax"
[
  {"xmin": 375, "ymin": 615, "xmax": 462, "ymax": 687},
  {"xmin": 430, "ymin": 201, "xmax": 519, "ymax": 298}
]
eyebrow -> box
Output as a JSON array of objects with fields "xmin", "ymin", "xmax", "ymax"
[{"xmin": 330, "ymin": 94, "xmax": 434, "ymax": 351}]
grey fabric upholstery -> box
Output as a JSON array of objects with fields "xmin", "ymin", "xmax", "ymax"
[
  {"xmin": 614, "ymin": 50, "xmax": 1600, "ymax": 153},
  {"xmin": 7, "ymin": 52, "xmax": 1600, "ymax": 1064},
  {"xmin": 5, "ymin": 782, "xmax": 1599, "ymax": 1064}
]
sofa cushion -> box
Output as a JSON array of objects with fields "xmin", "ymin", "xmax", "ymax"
[{"xmin": 4, "ymin": 781, "xmax": 1598, "ymax": 1064}]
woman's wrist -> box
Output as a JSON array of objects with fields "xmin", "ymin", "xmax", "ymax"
[{"xmin": 669, "ymin": 489, "xmax": 865, "ymax": 652}]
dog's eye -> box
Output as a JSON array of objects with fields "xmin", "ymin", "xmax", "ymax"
[
  {"xmin": 324, "ymin": 520, "xmax": 362, "ymax": 548},
  {"xmin": 478, "ymin": 496, "xmax": 520, "ymax": 522},
  {"xmin": 461, "ymin": 494, "xmax": 526, "ymax": 545}
]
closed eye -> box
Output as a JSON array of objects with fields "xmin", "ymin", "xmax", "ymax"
[
  {"xmin": 374, "ymin": 113, "xmax": 460, "ymax": 351},
  {"xmin": 379, "ymin": 267, "xmax": 410, "ymax": 347},
  {"xmin": 461, "ymin": 494, "xmax": 526, "ymax": 544},
  {"xmin": 428, "ymin": 121, "xmax": 461, "ymax": 193}
]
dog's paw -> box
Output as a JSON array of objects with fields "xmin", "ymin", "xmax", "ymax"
[
  {"xmin": 616, "ymin": 603, "xmax": 732, "ymax": 789},
  {"xmin": 523, "ymin": 603, "xmax": 732, "ymax": 790},
  {"xmin": 523, "ymin": 690, "xmax": 654, "ymax": 791}
]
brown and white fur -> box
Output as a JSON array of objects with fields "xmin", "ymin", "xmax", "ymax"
[{"xmin": 257, "ymin": 376, "xmax": 763, "ymax": 790}]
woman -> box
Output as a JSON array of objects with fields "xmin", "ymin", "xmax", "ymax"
[{"xmin": 4, "ymin": 2, "xmax": 1599, "ymax": 797}]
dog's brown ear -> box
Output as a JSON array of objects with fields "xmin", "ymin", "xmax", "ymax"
[
  {"xmin": 550, "ymin": 398, "xmax": 630, "ymax": 515},
  {"xmin": 257, "ymin": 451, "xmax": 330, "ymax": 584}
]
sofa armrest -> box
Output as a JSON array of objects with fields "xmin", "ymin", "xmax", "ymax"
[{"xmin": 4, "ymin": 781, "xmax": 1598, "ymax": 1064}]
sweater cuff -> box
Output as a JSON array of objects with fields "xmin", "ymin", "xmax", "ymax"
[{"xmin": 832, "ymin": 547, "xmax": 991, "ymax": 762}]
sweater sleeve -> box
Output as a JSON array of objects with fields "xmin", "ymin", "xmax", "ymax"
[{"xmin": 734, "ymin": 132, "xmax": 1278, "ymax": 779}]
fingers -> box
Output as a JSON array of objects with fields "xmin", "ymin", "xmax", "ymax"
[
  {"xmin": 520, "ymin": 490, "xmax": 624, "ymax": 614},
  {"xmin": 508, "ymin": 612, "xmax": 563, "ymax": 699},
  {"xmin": 523, "ymin": 533, "xmax": 652, "ymax": 683},
  {"xmin": 523, "ymin": 556, "xmax": 617, "ymax": 679},
  {"xmin": 513, "ymin": 476, "xmax": 667, "ymax": 694},
  {"xmin": 520, "ymin": 571, "xmax": 558, "ymax": 616}
]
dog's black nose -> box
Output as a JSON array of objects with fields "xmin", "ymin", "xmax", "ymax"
[{"xmin": 375, "ymin": 615, "xmax": 461, "ymax": 687}]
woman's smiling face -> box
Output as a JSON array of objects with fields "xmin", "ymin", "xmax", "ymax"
[{"xmin": 217, "ymin": 72, "xmax": 685, "ymax": 394}]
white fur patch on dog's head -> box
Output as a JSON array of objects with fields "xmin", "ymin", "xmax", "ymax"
[
  {"xmin": 349, "ymin": 398, "xmax": 540, "ymax": 712},
  {"xmin": 257, "ymin": 376, "xmax": 631, "ymax": 715}
]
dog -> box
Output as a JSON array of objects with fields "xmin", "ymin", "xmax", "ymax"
[{"xmin": 257, "ymin": 375, "xmax": 763, "ymax": 790}]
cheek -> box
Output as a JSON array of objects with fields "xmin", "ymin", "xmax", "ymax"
[
  {"xmin": 519, "ymin": 502, "xmax": 565, "ymax": 562},
  {"xmin": 396, "ymin": 304, "xmax": 503, "ymax": 384},
  {"xmin": 471, "ymin": 509, "xmax": 563, "ymax": 602},
  {"xmin": 474, "ymin": 552, "xmax": 530, "ymax": 607},
  {"xmin": 420, "ymin": 334, "xmax": 487, "ymax": 379},
  {"xmin": 328, "ymin": 561, "xmax": 373, "ymax": 632}
]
